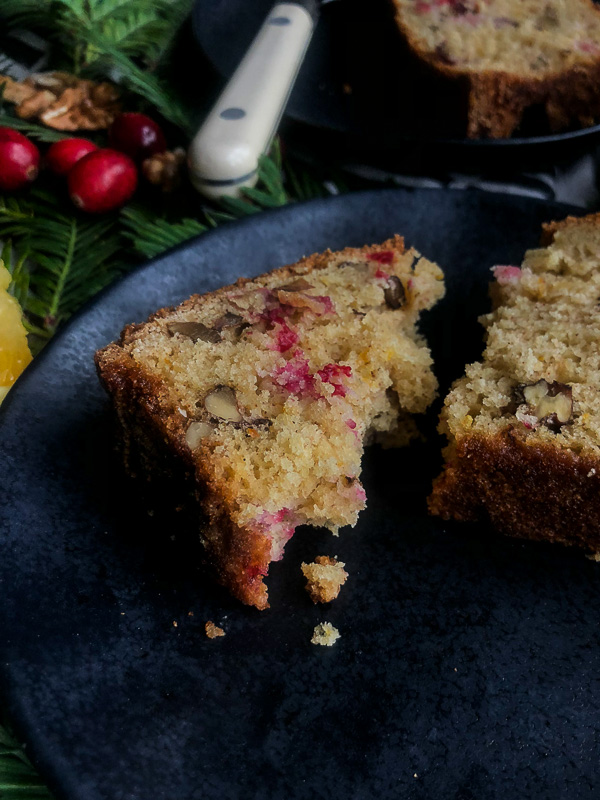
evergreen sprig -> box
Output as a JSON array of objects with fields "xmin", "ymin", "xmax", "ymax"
[
  {"xmin": 121, "ymin": 206, "xmax": 206, "ymax": 259},
  {"xmin": 0, "ymin": 113, "xmax": 70, "ymax": 144},
  {"xmin": 0, "ymin": 722, "xmax": 54, "ymax": 799},
  {"xmin": 0, "ymin": 0, "xmax": 195, "ymax": 132},
  {"xmin": 0, "ymin": 188, "xmax": 125, "ymax": 341}
]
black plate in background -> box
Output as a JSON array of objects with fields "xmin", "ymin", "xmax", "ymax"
[
  {"xmin": 191, "ymin": 0, "xmax": 600, "ymax": 168},
  {"xmin": 2, "ymin": 189, "xmax": 600, "ymax": 800}
]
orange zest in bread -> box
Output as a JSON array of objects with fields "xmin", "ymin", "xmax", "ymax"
[
  {"xmin": 429, "ymin": 212, "xmax": 600, "ymax": 550},
  {"xmin": 392, "ymin": 0, "xmax": 600, "ymax": 138},
  {"xmin": 96, "ymin": 237, "xmax": 444, "ymax": 609}
]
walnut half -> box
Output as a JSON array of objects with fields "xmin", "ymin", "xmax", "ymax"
[{"xmin": 514, "ymin": 379, "xmax": 573, "ymax": 432}]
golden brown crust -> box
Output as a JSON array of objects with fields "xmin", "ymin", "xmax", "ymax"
[
  {"xmin": 540, "ymin": 212, "xmax": 600, "ymax": 246},
  {"xmin": 117, "ymin": 236, "xmax": 407, "ymax": 346},
  {"xmin": 95, "ymin": 237, "xmax": 408, "ymax": 610},
  {"xmin": 95, "ymin": 342, "xmax": 273, "ymax": 610},
  {"xmin": 429, "ymin": 430, "xmax": 600, "ymax": 551},
  {"xmin": 392, "ymin": 3, "xmax": 600, "ymax": 139}
]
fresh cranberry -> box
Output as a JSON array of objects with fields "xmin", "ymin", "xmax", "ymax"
[
  {"xmin": 108, "ymin": 112, "xmax": 167, "ymax": 162},
  {"xmin": 68, "ymin": 149, "xmax": 137, "ymax": 213},
  {"xmin": 0, "ymin": 128, "xmax": 40, "ymax": 191},
  {"xmin": 367, "ymin": 251, "xmax": 394, "ymax": 265},
  {"xmin": 46, "ymin": 138, "xmax": 98, "ymax": 176}
]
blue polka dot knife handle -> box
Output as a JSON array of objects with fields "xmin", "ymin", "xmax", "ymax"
[{"xmin": 188, "ymin": 2, "xmax": 316, "ymax": 200}]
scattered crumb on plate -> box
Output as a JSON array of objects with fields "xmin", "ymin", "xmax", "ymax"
[
  {"xmin": 311, "ymin": 622, "xmax": 340, "ymax": 647},
  {"xmin": 205, "ymin": 621, "xmax": 226, "ymax": 639},
  {"xmin": 301, "ymin": 556, "xmax": 348, "ymax": 603},
  {"xmin": 586, "ymin": 552, "xmax": 600, "ymax": 562}
]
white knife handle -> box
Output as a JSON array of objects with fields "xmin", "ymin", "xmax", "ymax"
[{"xmin": 188, "ymin": 2, "xmax": 315, "ymax": 200}]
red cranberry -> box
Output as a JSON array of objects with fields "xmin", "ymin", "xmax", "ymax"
[
  {"xmin": 367, "ymin": 251, "xmax": 394, "ymax": 265},
  {"xmin": 108, "ymin": 112, "xmax": 167, "ymax": 162},
  {"xmin": 46, "ymin": 138, "xmax": 98, "ymax": 176},
  {"xmin": 68, "ymin": 149, "xmax": 138, "ymax": 213},
  {"xmin": 0, "ymin": 128, "xmax": 40, "ymax": 191}
]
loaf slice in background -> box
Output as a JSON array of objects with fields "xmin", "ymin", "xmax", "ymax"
[
  {"xmin": 430, "ymin": 212, "xmax": 600, "ymax": 550},
  {"xmin": 96, "ymin": 237, "xmax": 445, "ymax": 609},
  {"xmin": 391, "ymin": 0, "xmax": 600, "ymax": 138}
]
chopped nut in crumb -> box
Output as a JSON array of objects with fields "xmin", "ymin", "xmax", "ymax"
[
  {"xmin": 311, "ymin": 622, "xmax": 340, "ymax": 647},
  {"xmin": 205, "ymin": 621, "xmax": 226, "ymax": 639},
  {"xmin": 302, "ymin": 556, "xmax": 348, "ymax": 603}
]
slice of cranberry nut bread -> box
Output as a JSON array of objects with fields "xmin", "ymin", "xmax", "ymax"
[
  {"xmin": 429, "ymin": 212, "xmax": 600, "ymax": 550},
  {"xmin": 96, "ymin": 237, "xmax": 445, "ymax": 609},
  {"xmin": 392, "ymin": 0, "xmax": 600, "ymax": 138}
]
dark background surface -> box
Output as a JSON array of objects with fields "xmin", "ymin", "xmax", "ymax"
[{"xmin": 1, "ymin": 189, "xmax": 600, "ymax": 800}]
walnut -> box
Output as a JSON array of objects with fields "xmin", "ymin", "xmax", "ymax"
[
  {"xmin": 142, "ymin": 148, "xmax": 186, "ymax": 192},
  {"xmin": 513, "ymin": 379, "xmax": 573, "ymax": 432},
  {"xmin": 185, "ymin": 421, "xmax": 216, "ymax": 449},
  {"xmin": 203, "ymin": 386, "xmax": 243, "ymax": 423},
  {"xmin": 0, "ymin": 72, "xmax": 121, "ymax": 131},
  {"xmin": 167, "ymin": 320, "xmax": 222, "ymax": 343}
]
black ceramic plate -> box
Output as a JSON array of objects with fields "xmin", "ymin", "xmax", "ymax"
[
  {"xmin": 2, "ymin": 189, "xmax": 600, "ymax": 800},
  {"xmin": 192, "ymin": 0, "xmax": 600, "ymax": 150}
]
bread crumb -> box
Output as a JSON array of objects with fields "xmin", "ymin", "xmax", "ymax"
[
  {"xmin": 172, "ymin": 620, "xmax": 178, "ymax": 628},
  {"xmin": 586, "ymin": 552, "xmax": 600, "ymax": 562},
  {"xmin": 311, "ymin": 622, "xmax": 340, "ymax": 646},
  {"xmin": 301, "ymin": 556, "xmax": 348, "ymax": 603},
  {"xmin": 205, "ymin": 620, "xmax": 226, "ymax": 639}
]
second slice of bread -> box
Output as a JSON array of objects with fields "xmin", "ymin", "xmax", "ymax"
[{"xmin": 430, "ymin": 212, "xmax": 600, "ymax": 550}]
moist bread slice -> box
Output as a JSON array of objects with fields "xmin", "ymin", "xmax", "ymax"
[
  {"xmin": 392, "ymin": 0, "xmax": 600, "ymax": 138},
  {"xmin": 429, "ymin": 212, "xmax": 600, "ymax": 550},
  {"xmin": 96, "ymin": 237, "xmax": 445, "ymax": 609}
]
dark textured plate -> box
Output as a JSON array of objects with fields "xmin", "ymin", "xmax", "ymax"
[{"xmin": 2, "ymin": 189, "xmax": 600, "ymax": 800}]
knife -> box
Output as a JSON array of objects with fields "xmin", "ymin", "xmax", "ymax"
[{"xmin": 188, "ymin": 0, "xmax": 320, "ymax": 200}]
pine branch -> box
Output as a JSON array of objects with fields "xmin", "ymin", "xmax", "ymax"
[
  {"xmin": 0, "ymin": 0, "xmax": 53, "ymax": 30},
  {"xmin": 0, "ymin": 189, "xmax": 126, "ymax": 336},
  {"xmin": 83, "ymin": 38, "xmax": 191, "ymax": 132},
  {"xmin": 0, "ymin": 721, "xmax": 54, "ymax": 799},
  {"xmin": 47, "ymin": 0, "xmax": 194, "ymax": 131},
  {"xmin": 0, "ymin": 113, "xmax": 66, "ymax": 143},
  {"xmin": 121, "ymin": 206, "xmax": 205, "ymax": 259}
]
